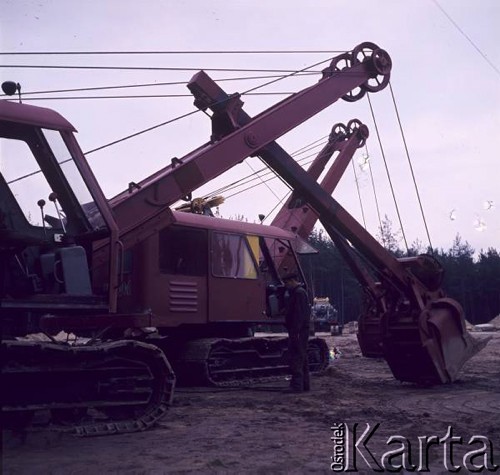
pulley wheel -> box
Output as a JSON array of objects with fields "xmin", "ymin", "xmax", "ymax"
[
  {"xmin": 351, "ymin": 42, "xmax": 391, "ymax": 93},
  {"xmin": 347, "ymin": 118, "xmax": 369, "ymax": 147},
  {"xmin": 329, "ymin": 122, "xmax": 348, "ymax": 142},
  {"xmin": 325, "ymin": 52, "xmax": 366, "ymax": 103}
]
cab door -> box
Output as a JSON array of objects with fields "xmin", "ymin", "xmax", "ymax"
[{"xmin": 208, "ymin": 232, "xmax": 266, "ymax": 322}]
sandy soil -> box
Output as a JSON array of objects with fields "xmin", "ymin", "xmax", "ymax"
[{"xmin": 3, "ymin": 331, "xmax": 499, "ymax": 474}]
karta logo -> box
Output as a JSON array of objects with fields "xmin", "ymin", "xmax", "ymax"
[{"xmin": 330, "ymin": 423, "xmax": 498, "ymax": 472}]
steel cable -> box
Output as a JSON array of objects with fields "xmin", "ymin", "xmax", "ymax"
[
  {"xmin": 0, "ymin": 49, "xmax": 346, "ymax": 56},
  {"xmin": 388, "ymin": 82, "xmax": 434, "ymax": 251},
  {"xmin": 202, "ymin": 142, "xmax": 329, "ymax": 199},
  {"xmin": 1, "ymin": 73, "xmax": 318, "ymax": 98},
  {"xmin": 364, "ymin": 142, "xmax": 384, "ymax": 235},
  {"xmin": 351, "ymin": 161, "xmax": 367, "ymax": 229},
  {"xmin": 367, "ymin": 94, "xmax": 409, "ymax": 252},
  {"xmin": 6, "ymin": 55, "xmax": 332, "ymax": 186}
]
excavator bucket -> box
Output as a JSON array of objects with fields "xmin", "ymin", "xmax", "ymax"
[{"xmin": 382, "ymin": 299, "xmax": 488, "ymax": 384}]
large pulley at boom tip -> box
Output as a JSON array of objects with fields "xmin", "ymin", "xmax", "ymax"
[{"xmin": 321, "ymin": 41, "xmax": 392, "ymax": 102}]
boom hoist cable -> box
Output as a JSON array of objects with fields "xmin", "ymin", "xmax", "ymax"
[
  {"xmin": 203, "ymin": 136, "xmax": 330, "ymax": 199},
  {"xmin": 12, "ymin": 92, "xmax": 300, "ymax": 102},
  {"xmin": 11, "ymin": 51, "xmax": 366, "ymax": 201},
  {"xmin": 219, "ymin": 80, "xmax": 428, "ymax": 253},
  {"xmin": 364, "ymin": 142, "xmax": 384, "ymax": 238},
  {"xmin": 389, "ymin": 83, "xmax": 434, "ymax": 251},
  {"xmin": 367, "ymin": 93, "xmax": 409, "ymax": 252},
  {"xmin": 7, "ymin": 57, "xmax": 333, "ymax": 186},
  {"xmin": 351, "ymin": 158, "xmax": 367, "ymax": 229},
  {"xmin": 365, "ymin": 82, "xmax": 434, "ymax": 253},
  {"xmin": 0, "ymin": 64, "xmax": 327, "ymax": 73},
  {"xmin": 203, "ymin": 76, "xmax": 429, "ymax": 252},
  {"xmin": 0, "ymin": 73, "xmax": 319, "ymax": 99},
  {"xmin": 0, "ymin": 49, "xmax": 347, "ymax": 55},
  {"xmin": 199, "ymin": 135, "xmax": 332, "ymax": 200},
  {"xmin": 6, "ymin": 109, "xmax": 201, "ymax": 185},
  {"xmin": 212, "ymin": 143, "xmax": 335, "ymax": 205},
  {"xmin": 348, "ymin": 140, "xmax": 384, "ymax": 237},
  {"xmin": 1, "ymin": 55, "xmax": 336, "ymax": 101},
  {"xmin": 197, "ymin": 137, "xmax": 333, "ymax": 220},
  {"xmin": 245, "ymin": 160, "xmax": 283, "ymax": 202},
  {"xmin": 210, "ymin": 123, "xmax": 373, "ymax": 224},
  {"xmin": 204, "ymin": 83, "xmax": 422, "ymax": 257}
]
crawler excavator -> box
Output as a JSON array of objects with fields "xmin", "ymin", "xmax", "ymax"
[
  {"xmin": 0, "ymin": 42, "xmax": 483, "ymax": 435},
  {"xmin": 187, "ymin": 42, "xmax": 486, "ymax": 385}
]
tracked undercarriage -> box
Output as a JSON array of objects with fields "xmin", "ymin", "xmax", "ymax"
[
  {"xmin": 165, "ymin": 336, "xmax": 330, "ymax": 386},
  {"xmin": 1, "ymin": 333, "xmax": 330, "ymax": 435},
  {"xmin": 1, "ymin": 339, "xmax": 175, "ymax": 436}
]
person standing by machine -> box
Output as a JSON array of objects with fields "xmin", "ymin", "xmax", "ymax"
[{"xmin": 283, "ymin": 272, "xmax": 311, "ymax": 392}]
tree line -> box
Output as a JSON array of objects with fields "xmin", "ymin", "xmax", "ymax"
[{"xmin": 300, "ymin": 220, "xmax": 500, "ymax": 325}]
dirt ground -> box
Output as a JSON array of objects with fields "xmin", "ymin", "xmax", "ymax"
[{"xmin": 2, "ymin": 330, "xmax": 499, "ymax": 474}]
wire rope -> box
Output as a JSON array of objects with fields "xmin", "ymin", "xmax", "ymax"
[
  {"xmin": 202, "ymin": 144, "xmax": 328, "ymax": 199},
  {"xmin": 7, "ymin": 55, "xmax": 331, "ymax": 186},
  {"xmin": 245, "ymin": 161, "xmax": 282, "ymax": 201},
  {"xmin": 263, "ymin": 190, "xmax": 293, "ymax": 223},
  {"xmin": 0, "ymin": 64, "xmax": 326, "ymax": 74},
  {"xmin": 432, "ymin": 0, "xmax": 500, "ymax": 77},
  {"xmin": 364, "ymin": 143, "xmax": 384, "ymax": 235},
  {"xmin": 388, "ymin": 83, "xmax": 434, "ymax": 251},
  {"xmin": 242, "ymin": 57, "xmax": 333, "ymax": 95},
  {"xmin": 351, "ymin": 161, "xmax": 367, "ymax": 229},
  {"xmin": 3, "ymin": 73, "xmax": 318, "ymax": 98},
  {"xmin": 13, "ymin": 92, "xmax": 296, "ymax": 101},
  {"xmin": 366, "ymin": 94, "xmax": 409, "ymax": 252},
  {"xmin": 0, "ymin": 49, "xmax": 346, "ymax": 56},
  {"xmin": 7, "ymin": 109, "xmax": 200, "ymax": 185}
]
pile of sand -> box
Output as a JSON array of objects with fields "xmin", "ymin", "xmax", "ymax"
[
  {"xmin": 487, "ymin": 314, "xmax": 500, "ymax": 328},
  {"xmin": 343, "ymin": 321, "xmax": 358, "ymax": 334},
  {"xmin": 467, "ymin": 314, "xmax": 500, "ymax": 332},
  {"xmin": 16, "ymin": 331, "xmax": 85, "ymax": 344}
]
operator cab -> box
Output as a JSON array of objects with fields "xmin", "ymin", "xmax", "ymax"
[
  {"xmin": 0, "ymin": 99, "xmax": 117, "ymax": 333},
  {"xmin": 114, "ymin": 209, "xmax": 306, "ymax": 331}
]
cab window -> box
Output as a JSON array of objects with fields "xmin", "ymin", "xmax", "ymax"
[
  {"xmin": 211, "ymin": 232, "xmax": 258, "ymax": 279},
  {"xmin": 159, "ymin": 226, "xmax": 207, "ymax": 276}
]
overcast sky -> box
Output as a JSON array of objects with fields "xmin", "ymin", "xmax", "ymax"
[{"xmin": 2, "ymin": 0, "xmax": 499, "ymax": 254}]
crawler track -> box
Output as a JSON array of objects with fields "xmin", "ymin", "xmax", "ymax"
[
  {"xmin": 171, "ymin": 336, "xmax": 329, "ymax": 386},
  {"xmin": 1, "ymin": 339, "xmax": 175, "ymax": 436}
]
